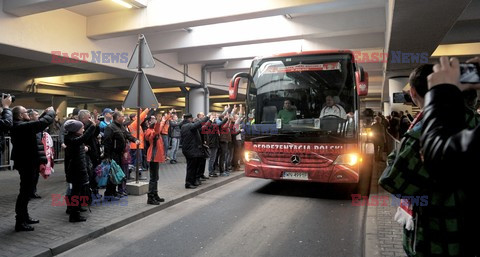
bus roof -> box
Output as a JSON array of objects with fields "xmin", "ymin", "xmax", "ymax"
[{"xmin": 253, "ymin": 50, "xmax": 355, "ymax": 62}]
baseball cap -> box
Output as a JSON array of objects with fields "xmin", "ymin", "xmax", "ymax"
[{"xmin": 103, "ymin": 108, "xmax": 114, "ymax": 115}]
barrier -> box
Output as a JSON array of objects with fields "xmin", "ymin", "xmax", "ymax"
[
  {"xmin": 0, "ymin": 134, "xmax": 64, "ymax": 171},
  {"xmin": 50, "ymin": 134, "xmax": 65, "ymax": 162},
  {"xmin": 0, "ymin": 136, "xmax": 13, "ymax": 170}
]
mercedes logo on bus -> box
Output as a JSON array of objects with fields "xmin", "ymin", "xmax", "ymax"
[{"xmin": 290, "ymin": 155, "xmax": 301, "ymax": 164}]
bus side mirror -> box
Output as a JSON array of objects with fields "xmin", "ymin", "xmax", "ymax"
[
  {"xmin": 229, "ymin": 72, "xmax": 249, "ymax": 100},
  {"xmin": 356, "ymin": 66, "xmax": 369, "ymax": 96}
]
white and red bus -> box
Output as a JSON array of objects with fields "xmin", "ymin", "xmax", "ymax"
[{"xmin": 229, "ymin": 50, "xmax": 373, "ymax": 184}]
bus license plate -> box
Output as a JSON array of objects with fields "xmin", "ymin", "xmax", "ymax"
[{"xmin": 282, "ymin": 172, "xmax": 308, "ymax": 180}]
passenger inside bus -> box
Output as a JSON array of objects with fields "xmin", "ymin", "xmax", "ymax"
[
  {"xmin": 277, "ymin": 99, "xmax": 297, "ymax": 124},
  {"xmin": 319, "ymin": 95, "xmax": 347, "ymax": 119}
]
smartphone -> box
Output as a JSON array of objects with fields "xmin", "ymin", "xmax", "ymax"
[{"xmin": 460, "ymin": 63, "xmax": 480, "ymax": 84}]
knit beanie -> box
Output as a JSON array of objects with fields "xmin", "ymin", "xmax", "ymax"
[{"xmin": 64, "ymin": 120, "xmax": 83, "ymax": 133}]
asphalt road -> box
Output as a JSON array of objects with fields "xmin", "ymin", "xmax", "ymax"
[{"xmin": 59, "ymin": 178, "xmax": 368, "ymax": 257}]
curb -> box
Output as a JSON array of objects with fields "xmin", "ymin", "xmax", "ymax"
[
  {"xmin": 32, "ymin": 172, "xmax": 245, "ymax": 257},
  {"xmin": 364, "ymin": 161, "xmax": 381, "ymax": 257}
]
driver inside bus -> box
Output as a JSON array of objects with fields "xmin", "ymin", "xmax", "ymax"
[
  {"xmin": 277, "ymin": 99, "xmax": 296, "ymax": 124},
  {"xmin": 319, "ymin": 95, "xmax": 347, "ymax": 119}
]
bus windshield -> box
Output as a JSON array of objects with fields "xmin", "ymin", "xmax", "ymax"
[{"xmin": 246, "ymin": 53, "xmax": 357, "ymax": 136}]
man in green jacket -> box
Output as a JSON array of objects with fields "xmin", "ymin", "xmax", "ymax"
[{"xmin": 379, "ymin": 64, "xmax": 434, "ymax": 257}]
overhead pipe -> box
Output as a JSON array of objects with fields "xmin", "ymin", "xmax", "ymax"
[{"xmin": 201, "ymin": 62, "xmax": 228, "ymax": 114}]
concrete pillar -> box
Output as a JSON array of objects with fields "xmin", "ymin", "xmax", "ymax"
[
  {"xmin": 388, "ymin": 77, "xmax": 412, "ymax": 115},
  {"xmin": 52, "ymin": 96, "xmax": 67, "ymax": 119},
  {"xmin": 383, "ymin": 102, "xmax": 391, "ymax": 116},
  {"xmin": 188, "ymin": 87, "xmax": 205, "ymax": 116}
]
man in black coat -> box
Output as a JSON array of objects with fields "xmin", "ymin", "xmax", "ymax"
[
  {"xmin": 103, "ymin": 111, "xmax": 139, "ymax": 198},
  {"xmin": 0, "ymin": 95, "xmax": 13, "ymax": 167},
  {"xmin": 11, "ymin": 106, "xmax": 55, "ymax": 232},
  {"xmin": 78, "ymin": 110, "xmax": 102, "ymax": 199},
  {"xmin": 180, "ymin": 113, "xmax": 210, "ymax": 189},
  {"xmin": 421, "ymin": 56, "xmax": 480, "ymax": 257}
]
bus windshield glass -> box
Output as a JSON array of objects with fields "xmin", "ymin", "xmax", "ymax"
[{"xmin": 246, "ymin": 54, "xmax": 357, "ymax": 136}]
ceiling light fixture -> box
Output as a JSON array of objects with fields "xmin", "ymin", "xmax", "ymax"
[{"xmin": 112, "ymin": 0, "xmax": 133, "ymax": 8}]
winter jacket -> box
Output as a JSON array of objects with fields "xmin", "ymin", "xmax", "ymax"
[
  {"xmin": 103, "ymin": 121, "xmax": 137, "ymax": 165},
  {"xmin": 36, "ymin": 132, "xmax": 47, "ymax": 165},
  {"xmin": 64, "ymin": 124, "xmax": 96, "ymax": 185},
  {"xmin": 219, "ymin": 120, "xmax": 232, "ymax": 143},
  {"xmin": 169, "ymin": 120, "xmax": 182, "ymax": 138},
  {"xmin": 84, "ymin": 122, "xmax": 101, "ymax": 168},
  {"xmin": 145, "ymin": 120, "xmax": 166, "ymax": 163},
  {"xmin": 180, "ymin": 116, "xmax": 210, "ymax": 158},
  {"xmin": 128, "ymin": 108, "xmax": 149, "ymax": 150},
  {"xmin": 420, "ymin": 84, "xmax": 480, "ymax": 257},
  {"xmin": 11, "ymin": 110, "xmax": 55, "ymax": 169},
  {"xmin": 161, "ymin": 114, "xmax": 171, "ymax": 135},
  {"xmin": 379, "ymin": 113, "xmax": 426, "ymax": 257},
  {"xmin": 205, "ymin": 117, "xmax": 228, "ymax": 148},
  {"xmin": 0, "ymin": 107, "xmax": 13, "ymax": 152}
]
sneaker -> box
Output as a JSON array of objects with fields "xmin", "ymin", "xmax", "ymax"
[
  {"xmin": 185, "ymin": 184, "xmax": 197, "ymax": 189},
  {"xmin": 200, "ymin": 175, "xmax": 210, "ymax": 180},
  {"xmin": 220, "ymin": 173, "xmax": 230, "ymax": 177},
  {"xmin": 166, "ymin": 156, "xmax": 171, "ymax": 161},
  {"xmin": 209, "ymin": 173, "xmax": 218, "ymax": 177},
  {"xmin": 170, "ymin": 160, "xmax": 176, "ymax": 164}
]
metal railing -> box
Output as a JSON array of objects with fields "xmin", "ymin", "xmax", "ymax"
[
  {"xmin": 0, "ymin": 136, "xmax": 13, "ymax": 170},
  {"xmin": 0, "ymin": 135, "xmax": 64, "ymax": 171},
  {"xmin": 386, "ymin": 131, "xmax": 401, "ymax": 153}
]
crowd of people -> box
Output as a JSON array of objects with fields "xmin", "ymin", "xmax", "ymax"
[{"xmin": 0, "ymin": 99, "xmax": 246, "ymax": 232}]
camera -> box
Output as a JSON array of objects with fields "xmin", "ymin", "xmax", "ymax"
[
  {"xmin": 460, "ymin": 63, "xmax": 480, "ymax": 84},
  {"xmin": 2, "ymin": 93, "xmax": 15, "ymax": 103}
]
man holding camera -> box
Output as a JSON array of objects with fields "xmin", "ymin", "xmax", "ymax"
[
  {"xmin": 419, "ymin": 56, "xmax": 480, "ymax": 257},
  {"xmin": 11, "ymin": 105, "xmax": 55, "ymax": 232}
]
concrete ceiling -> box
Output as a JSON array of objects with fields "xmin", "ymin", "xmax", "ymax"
[{"xmin": 0, "ymin": 0, "xmax": 479, "ymax": 113}]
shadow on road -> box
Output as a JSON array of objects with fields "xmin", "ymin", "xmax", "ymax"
[{"xmin": 254, "ymin": 181, "xmax": 361, "ymax": 200}]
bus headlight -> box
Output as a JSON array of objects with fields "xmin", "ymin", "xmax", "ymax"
[
  {"xmin": 244, "ymin": 151, "xmax": 261, "ymax": 162},
  {"xmin": 333, "ymin": 153, "xmax": 361, "ymax": 166}
]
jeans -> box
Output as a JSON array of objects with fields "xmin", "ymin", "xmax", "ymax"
[
  {"xmin": 232, "ymin": 140, "xmax": 243, "ymax": 168},
  {"xmin": 208, "ymin": 147, "xmax": 219, "ymax": 174},
  {"xmin": 130, "ymin": 148, "xmax": 143, "ymax": 169},
  {"xmin": 219, "ymin": 142, "xmax": 230, "ymax": 173},
  {"xmin": 161, "ymin": 135, "xmax": 169, "ymax": 158},
  {"xmin": 148, "ymin": 162, "xmax": 159, "ymax": 193},
  {"xmin": 170, "ymin": 138, "xmax": 180, "ymax": 161}
]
